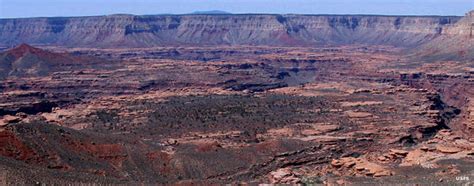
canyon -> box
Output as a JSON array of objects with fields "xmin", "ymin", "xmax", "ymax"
[{"xmin": 0, "ymin": 11, "xmax": 473, "ymax": 184}]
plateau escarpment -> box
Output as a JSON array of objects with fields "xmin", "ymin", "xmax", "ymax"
[{"xmin": 0, "ymin": 14, "xmax": 464, "ymax": 48}]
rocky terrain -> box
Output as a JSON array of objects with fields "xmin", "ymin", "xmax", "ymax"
[{"xmin": 0, "ymin": 11, "xmax": 473, "ymax": 185}]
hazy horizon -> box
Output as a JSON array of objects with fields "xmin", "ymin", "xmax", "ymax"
[{"xmin": 1, "ymin": 0, "xmax": 473, "ymax": 18}]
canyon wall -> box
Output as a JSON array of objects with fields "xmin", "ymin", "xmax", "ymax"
[
  {"xmin": 0, "ymin": 14, "xmax": 465, "ymax": 48},
  {"xmin": 413, "ymin": 11, "xmax": 473, "ymax": 61}
]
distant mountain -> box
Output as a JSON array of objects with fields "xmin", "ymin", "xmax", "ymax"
[{"xmin": 191, "ymin": 10, "xmax": 232, "ymax": 14}]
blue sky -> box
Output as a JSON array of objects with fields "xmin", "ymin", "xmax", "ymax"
[{"xmin": 0, "ymin": 0, "xmax": 472, "ymax": 18}]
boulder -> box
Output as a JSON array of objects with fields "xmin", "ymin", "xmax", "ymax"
[
  {"xmin": 269, "ymin": 168, "xmax": 300, "ymax": 184},
  {"xmin": 1, "ymin": 115, "xmax": 21, "ymax": 124},
  {"xmin": 389, "ymin": 149, "xmax": 409, "ymax": 156},
  {"xmin": 436, "ymin": 145, "xmax": 462, "ymax": 154},
  {"xmin": 345, "ymin": 111, "xmax": 373, "ymax": 118}
]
